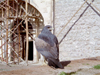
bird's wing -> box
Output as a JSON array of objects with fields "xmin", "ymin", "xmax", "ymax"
[
  {"xmin": 35, "ymin": 38, "xmax": 58, "ymax": 59},
  {"xmin": 52, "ymin": 35, "xmax": 59, "ymax": 58},
  {"xmin": 38, "ymin": 33, "xmax": 54, "ymax": 47},
  {"xmin": 53, "ymin": 35, "xmax": 59, "ymax": 45}
]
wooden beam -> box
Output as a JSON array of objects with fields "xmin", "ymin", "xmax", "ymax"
[
  {"xmin": 7, "ymin": 15, "xmax": 37, "ymax": 19},
  {"xmin": 25, "ymin": 0, "xmax": 29, "ymax": 66},
  {"xmin": 6, "ymin": 0, "xmax": 9, "ymax": 65}
]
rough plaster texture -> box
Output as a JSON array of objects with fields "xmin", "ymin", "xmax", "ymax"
[{"xmin": 55, "ymin": 0, "xmax": 100, "ymax": 61}]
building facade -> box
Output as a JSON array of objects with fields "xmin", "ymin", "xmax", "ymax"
[
  {"xmin": 31, "ymin": 0, "xmax": 100, "ymax": 61},
  {"xmin": 0, "ymin": 0, "xmax": 100, "ymax": 64}
]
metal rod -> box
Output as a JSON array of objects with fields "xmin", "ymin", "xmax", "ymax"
[{"xmin": 53, "ymin": 0, "xmax": 55, "ymax": 34}]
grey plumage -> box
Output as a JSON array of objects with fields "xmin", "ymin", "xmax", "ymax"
[{"xmin": 35, "ymin": 25, "xmax": 63, "ymax": 69}]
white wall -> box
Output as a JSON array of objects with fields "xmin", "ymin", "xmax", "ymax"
[
  {"xmin": 29, "ymin": 0, "xmax": 100, "ymax": 61},
  {"xmin": 55, "ymin": 0, "xmax": 100, "ymax": 60}
]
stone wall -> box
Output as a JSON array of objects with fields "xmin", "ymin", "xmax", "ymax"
[
  {"xmin": 55, "ymin": 0, "xmax": 100, "ymax": 61},
  {"xmin": 29, "ymin": 0, "xmax": 100, "ymax": 61}
]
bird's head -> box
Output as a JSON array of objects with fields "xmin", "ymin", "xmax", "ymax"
[{"xmin": 42, "ymin": 25, "xmax": 53, "ymax": 32}]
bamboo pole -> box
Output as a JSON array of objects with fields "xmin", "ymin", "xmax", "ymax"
[
  {"xmin": 6, "ymin": 0, "xmax": 9, "ymax": 65},
  {"xmin": 25, "ymin": 0, "xmax": 29, "ymax": 66},
  {"xmin": 57, "ymin": 0, "xmax": 88, "ymax": 37}
]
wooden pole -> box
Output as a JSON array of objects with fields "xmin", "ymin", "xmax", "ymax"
[
  {"xmin": 13, "ymin": 0, "xmax": 15, "ymax": 62},
  {"xmin": 22, "ymin": 36, "xmax": 25, "ymax": 59},
  {"xmin": 12, "ymin": 35, "xmax": 15, "ymax": 61},
  {"xmin": 18, "ymin": 26, "xmax": 21, "ymax": 63},
  {"xmin": 25, "ymin": 0, "xmax": 29, "ymax": 66},
  {"xmin": 16, "ymin": 0, "xmax": 21, "ymax": 64},
  {"xmin": 6, "ymin": 0, "xmax": 9, "ymax": 65}
]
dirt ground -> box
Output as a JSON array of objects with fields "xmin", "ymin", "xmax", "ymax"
[{"xmin": 0, "ymin": 56, "xmax": 100, "ymax": 75}]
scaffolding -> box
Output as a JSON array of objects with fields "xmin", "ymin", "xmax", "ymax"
[
  {"xmin": 0, "ymin": 0, "xmax": 44, "ymax": 65},
  {"xmin": 1, "ymin": 0, "xmax": 100, "ymax": 65}
]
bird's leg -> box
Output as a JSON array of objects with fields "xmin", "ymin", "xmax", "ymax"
[
  {"xmin": 39, "ymin": 54, "xmax": 47, "ymax": 65},
  {"xmin": 43, "ymin": 58, "xmax": 48, "ymax": 65}
]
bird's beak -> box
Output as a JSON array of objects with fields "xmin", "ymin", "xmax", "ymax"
[{"xmin": 49, "ymin": 28, "xmax": 54, "ymax": 31}]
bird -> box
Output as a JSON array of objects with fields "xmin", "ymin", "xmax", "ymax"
[{"xmin": 35, "ymin": 25, "xmax": 64, "ymax": 69}]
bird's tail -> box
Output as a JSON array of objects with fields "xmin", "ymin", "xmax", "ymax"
[{"xmin": 47, "ymin": 58, "xmax": 64, "ymax": 69}]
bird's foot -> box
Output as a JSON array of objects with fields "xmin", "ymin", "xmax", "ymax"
[
  {"xmin": 39, "ymin": 59, "xmax": 47, "ymax": 65},
  {"xmin": 42, "ymin": 62, "xmax": 47, "ymax": 65}
]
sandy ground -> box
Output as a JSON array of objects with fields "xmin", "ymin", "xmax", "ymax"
[{"xmin": 0, "ymin": 56, "xmax": 100, "ymax": 75}]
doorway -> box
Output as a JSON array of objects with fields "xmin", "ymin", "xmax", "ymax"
[{"xmin": 28, "ymin": 41, "xmax": 34, "ymax": 60}]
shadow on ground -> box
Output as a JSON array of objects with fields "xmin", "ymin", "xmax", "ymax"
[{"xmin": 60, "ymin": 61, "xmax": 71, "ymax": 67}]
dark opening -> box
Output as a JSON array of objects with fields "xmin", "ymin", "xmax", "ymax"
[{"xmin": 28, "ymin": 41, "xmax": 34, "ymax": 60}]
